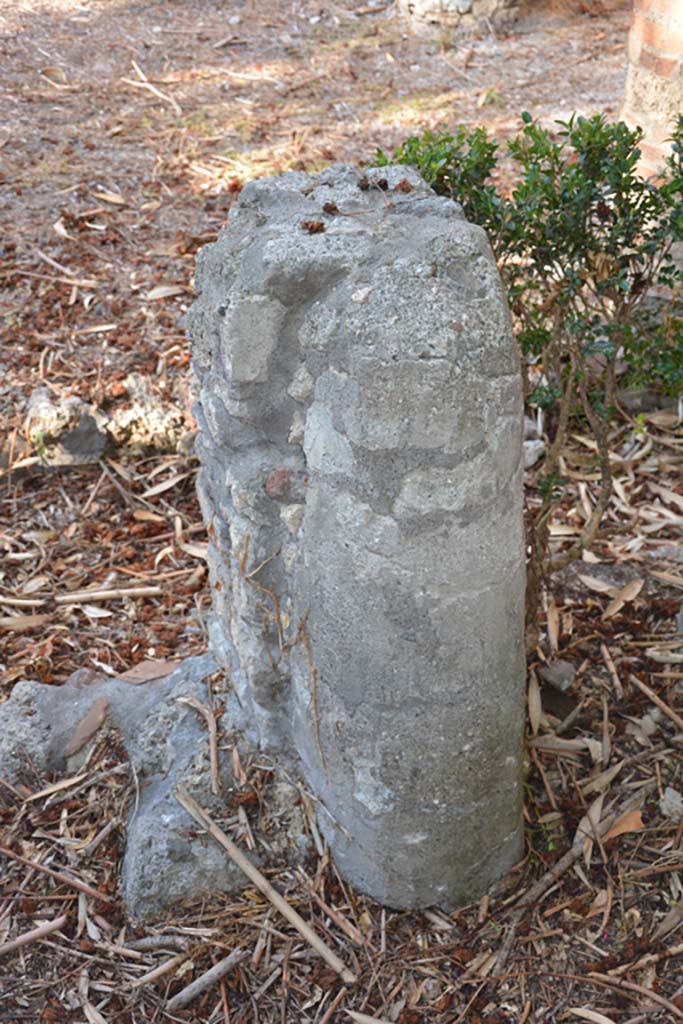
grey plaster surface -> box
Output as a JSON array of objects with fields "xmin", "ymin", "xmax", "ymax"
[{"xmin": 187, "ymin": 163, "xmax": 526, "ymax": 908}]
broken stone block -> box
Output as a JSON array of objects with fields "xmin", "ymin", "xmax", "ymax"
[
  {"xmin": 188, "ymin": 164, "xmax": 527, "ymax": 910},
  {"xmin": 0, "ymin": 655, "xmax": 246, "ymax": 919},
  {"xmin": 22, "ymin": 375, "xmax": 189, "ymax": 468},
  {"xmin": 25, "ymin": 388, "xmax": 111, "ymax": 465},
  {"xmin": 396, "ymin": 0, "xmax": 521, "ymax": 38}
]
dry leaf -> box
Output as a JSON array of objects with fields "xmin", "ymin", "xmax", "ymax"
[
  {"xmin": 649, "ymin": 482, "xmax": 683, "ymax": 512},
  {"xmin": 64, "ymin": 697, "xmax": 109, "ymax": 757},
  {"xmin": 650, "ymin": 569, "xmax": 683, "ymax": 589},
  {"xmin": 573, "ymin": 793, "xmax": 604, "ymax": 869},
  {"xmin": 133, "ymin": 509, "xmax": 166, "ymax": 523},
  {"xmin": 81, "ymin": 604, "xmax": 113, "ymax": 619},
  {"xmin": 581, "ymin": 759, "xmax": 623, "ymax": 795},
  {"xmin": 92, "ymin": 190, "xmax": 127, "ymax": 206},
  {"xmin": 530, "ymin": 735, "xmax": 586, "ymax": 753},
  {"xmin": 652, "ymin": 898, "xmax": 683, "ymax": 940},
  {"xmin": 21, "ymin": 575, "xmax": 51, "ymax": 594},
  {"xmin": 645, "ymin": 646, "xmax": 683, "ymax": 664},
  {"xmin": 583, "ymin": 737, "xmax": 603, "ymax": 765},
  {"xmin": 178, "ymin": 541, "xmax": 209, "ymax": 560},
  {"xmin": 603, "ymin": 578, "xmax": 644, "ymax": 619},
  {"xmin": 142, "ymin": 472, "xmax": 192, "ymax": 498},
  {"xmin": 346, "ymin": 1013, "xmax": 393, "ymax": 1024},
  {"xmin": 84, "ymin": 1002, "xmax": 108, "ymax": 1024},
  {"xmin": 547, "ymin": 595, "xmax": 560, "ymax": 653},
  {"xmin": 118, "ymin": 659, "xmax": 178, "ymax": 685},
  {"xmin": 603, "ymin": 809, "xmax": 644, "ymax": 842},
  {"xmin": 585, "ymin": 888, "xmax": 609, "ymax": 920},
  {"xmin": 577, "ymin": 574, "xmax": 616, "ymax": 595},
  {"xmin": 25, "ymin": 773, "xmax": 87, "ymax": 802},
  {"xmin": 40, "ymin": 66, "xmax": 69, "ymax": 86},
  {"xmin": 528, "ymin": 671, "xmax": 542, "ymax": 736},
  {"xmin": 146, "ymin": 284, "xmax": 187, "ymax": 301}
]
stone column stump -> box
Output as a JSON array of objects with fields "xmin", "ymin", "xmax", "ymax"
[
  {"xmin": 187, "ymin": 164, "xmax": 526, "ymax": 909},
  {"xmin": 396, "ymin": 0, "xmax": 522, "ymax": 38}
]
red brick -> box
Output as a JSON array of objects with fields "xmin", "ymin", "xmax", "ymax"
[
  {"xmin": 637, "ymin": 47, "xmax": 680, "ymax": 77},
  {"xmin": 634, "ymin": 0, "xmax": 683, "ymax": 22},
  {"xmin": 637, "ymin": 140, "xmax": 670, "ymax": 176},
  {"xmin": 631, "ymin": 10, "xmax": 683, "ymax": 55},
  {"xmin": 265, "ymin": 468, "xmax": 292, "ymax": 500}
]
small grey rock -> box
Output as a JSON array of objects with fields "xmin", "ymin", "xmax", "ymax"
[
  {"xmin": 660, "ymin": 786, "xmax": 683, "ymax": 820},
  {"xmin": 538, "ymin": 659, "xmax": 576, "ymax": 694},
  {"xmin": 524, "ymin": 439, "xmax": 546, "ymax": 469}
]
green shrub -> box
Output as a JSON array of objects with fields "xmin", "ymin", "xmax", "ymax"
[{"xmin": 377, "ymin": 113, "xmax": 683, "ymax": 638}]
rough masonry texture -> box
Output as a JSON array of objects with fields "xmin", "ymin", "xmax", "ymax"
[
  {"xmin": 187, "ymin": 164, "xmax": 526, "ymax": 909},
  {"xmin": 622, "ymin": 0, "xmax": 683, "ymax": 178},
  {"xmin": 396, "ymin": 0, "xmax": 521, "ymax": 37}
]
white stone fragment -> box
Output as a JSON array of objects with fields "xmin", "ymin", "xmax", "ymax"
[
  {"xmin": 660, "ymin": 786, "xmax": 683, "ymax": 820},
  {"xmin": 288, "ymin": 365, "xmax": 315, "ymax": 403}
]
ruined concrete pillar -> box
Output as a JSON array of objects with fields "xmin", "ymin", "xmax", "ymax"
[
  {"xmin": 396, "ymin": 0, "xmax": 522, "ymax": 37},
  {"xmin": 622, "ymin": 0, "xmax": 683, "ymax": 177},
  {"xmin": 187, "ymin": 165, "xmax": 526, "ymax": 909}
]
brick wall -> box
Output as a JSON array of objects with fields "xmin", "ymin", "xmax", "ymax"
[{"xmin": 622, "ymin": 0, "xmax": 683, "ymax": 177}]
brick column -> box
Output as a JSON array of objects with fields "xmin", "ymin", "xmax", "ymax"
[{"xmin": 622, "ymin": 0, "xmax": 683, "ymax": 177}]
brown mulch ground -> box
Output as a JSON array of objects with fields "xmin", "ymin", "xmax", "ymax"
[{"xmin": 3, "ymin": 1, "xmax": 683, "ymax": 1021}]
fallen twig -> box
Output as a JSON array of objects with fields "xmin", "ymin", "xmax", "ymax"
[
  {"xmin": 121, "ymin": 77, "xmax": 182, "ymax": 115},
  {"xmin": 588, "ymin": 971, "xmax": 683, "ymax": 1019},
  {"xmin": 0, "ymin": 913, "xmax": 69, "ymax": 957},
  {"xmin": 131, "ymin": 951, "xmax": 190, "ymax": 989},
  {"xmin": 175, "ymin": 786, "xmax": 357, "ymax": 985},
  {"xmin": 165, "ymin": 948, "xmax": 246, "ymax": 1011},
  {"xmin": 629, "ymin": 673, "xmax": 683, "ymax": 730},
  {"xmin": 177, "ymin": 695, "xmax": 221, "ymax": 795},
  {"xmin": 0, "ymin": 846, "xmax": 112, "ymax": 904},
  {"xmin": 55, "ymin": 586, "xmax": 162, "ymax": 605}
]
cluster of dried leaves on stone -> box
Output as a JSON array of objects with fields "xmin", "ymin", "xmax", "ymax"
[{"xmin": 3, "ymin": 0, "xmax": 683, "ymax": 1021}]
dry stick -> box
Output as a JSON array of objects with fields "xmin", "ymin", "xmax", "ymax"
[
  {"xmin": 175, "ymin": 786, "xmax": 357, "ymax": 985},
  {"xmin": 81, "ymin": 468, "xmax": 108, "ymax": 517},
  {"xmin": 80, "ymin": 818, "xmax": 120, "ymax": 859},
  {"xmin": 629, "ymin": 673, "xmax": 683, "ymax": 731},
  {"xmin": 180, "ymin": 696, "xmax": 220, "ymax": 795},
  {"xmin": 127, "ymin": 935, "xmax": 189, "ymax": 953},
  {"xmin": 55, "ymin": 586, "xmax": 162, "ymax": 605},
  {"xmin": 0, "ymin": 913, "xmax": 69, "ymax": 957},
  {"xmin": 495, "ymin": 780, "xmax": 656, "ymax": 971},
  {"xmin": 121, "ymin": 77, "xmax": 182, "ymax": 115},
  {"xmin": 319, "ymin": 986, "xmax": 348, "ymax": 1024},
  {"xmin": 610, "ymin": 939, "xmax": 683, "ymax": 977},
  {"xmin": 0, "ymin": 846, "xmax": 112, "ymax": 904},
  {"xmin": 166, "ymin": 949, "xmax": 247, "ymax": 1012},
  {"xmin": 298, "ymin": 871, "xmax": 365, "ymax": 946},
  {"xmin": 131, "ymin": 951, "xmax": 190, "ymax": 989},
  {"xmin": 601, "ymin": 642, "xmax": 624, "ymax": 700},
  {"xmin": 588, "ymin": 971, "xmax": 683, "ymax": 1020},
  {"xmin": 0, "ymin": 597, "xmax": 46, "ymax": 609}
]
